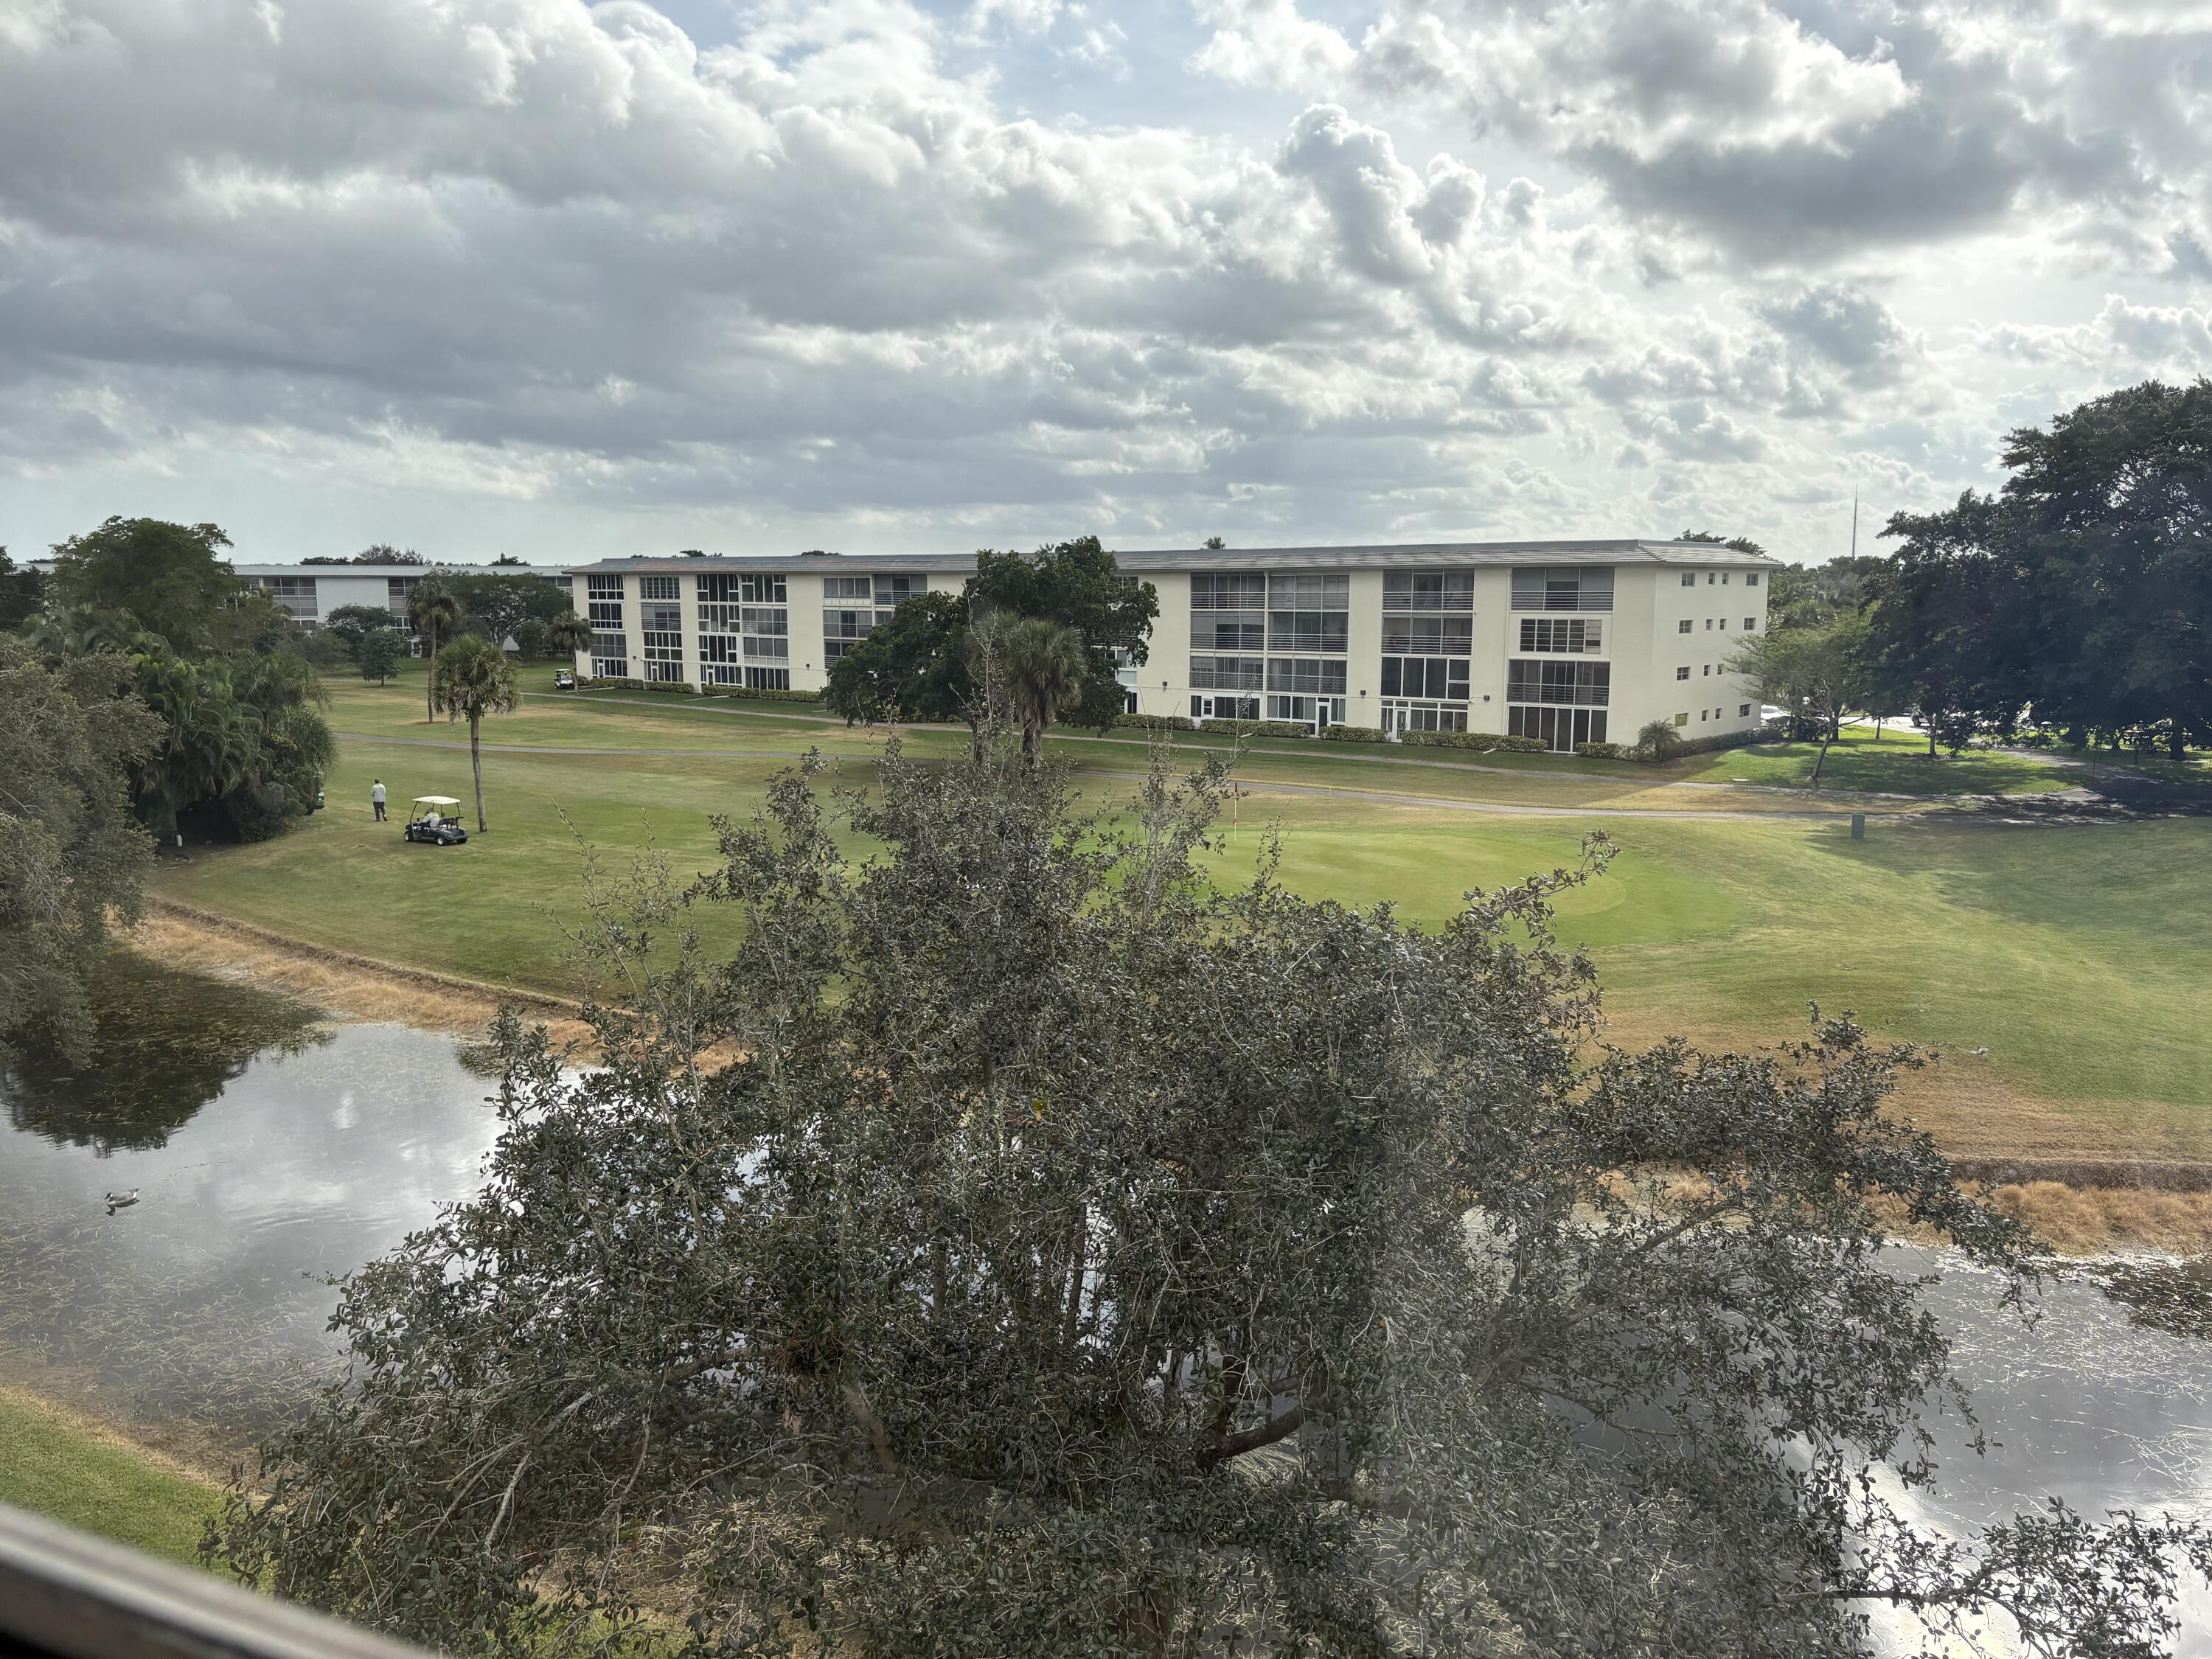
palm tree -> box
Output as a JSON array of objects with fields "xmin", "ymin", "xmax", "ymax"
[
  {"xmin": 549, "ymin": 611, "xmax": 591, "ymax": 662},
  {"xmin": 430, "ymin": 633, "xmax": 518, "ymax": 832},
  {"xmin": 406, "ymin": 578, "xmax": 463, "ymax": 723},
  {"xmin": 992, "ymin": 614, "xmax": 1086, "ymax": 765}
]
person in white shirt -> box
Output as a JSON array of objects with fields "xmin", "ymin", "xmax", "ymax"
[{"xmin": 372, "ymin": 779, "xmax": 387, "ymax": 821}]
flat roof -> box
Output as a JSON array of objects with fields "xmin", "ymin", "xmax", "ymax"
[
  {"xmin": 224, "ymin": 563, "xmax": 565, "ymax": 577},
  {"xmin": 564, "ymin": 539, "xmax": 1779, "ymax": 577}
]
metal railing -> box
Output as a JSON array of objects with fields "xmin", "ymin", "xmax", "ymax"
[
  {"xmin": 0, "ymin": 1501, "xmax": 431, "ymax": 1659},
  {"xmin": 1508, "ymin": 593, "xmax": 1613, "ymax": 612}
]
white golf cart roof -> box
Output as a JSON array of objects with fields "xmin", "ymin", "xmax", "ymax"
[{"xmin": 411, "ymin": 796, "xmax": 461, "ymax": 807}]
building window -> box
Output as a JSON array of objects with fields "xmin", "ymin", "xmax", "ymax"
[
  {"xmin": 1380, "ymin": 614, "xmax": 1472, "ymax": 655},
  {"xmin": 1266, "ymin": 695, "xmax": 1345, "ymax": 726},
  {"xmin": 1707, "ymin": 572, "xmax": 1717, "ymax": 585},
  {"xmin": 824, "ymin": 575, "xmax": 871, "ymax": 601},
  {"xmin": 1190, "ymin": 694, "xmax": 1260, "ymax": 721},
  {"xmin": 1674, "ymin": 712, "xmax": 1688, "ymax": 726},
  {"xmin": 1677, "ymin": 619, "xmax": 1693, "ymax": 634},
  {"xmin": 1518, "ymin": 618, "xmax": 1603, "ymax": 653},
  {"xmin": 590, "ymin": 630, "xmax": 628, "ymax": 678},
  {"xmin": 1381, "ymin": 701, "xmax": 1470, "ymax": 735},
  {"xmin": 641, "ymin": 575, "xmax": 679, "ymax": 601},
  {"xmin": 1506, "ymin": 660, "xmax": 1610, "ymax": 707},
  {"xmin": 642, "ymin": 600, "xmax": 684, "ymax": 683},
  {"xmin": 586, "ymin": 575, "xmax": 624, "ymax": 652},
  {"xmin": 1267, "ymin": 573, "xmax": 1349, "ymax": 653},
  {"xmin": 1705, "ymin": 618, "xmax": 1714, "ymax": 630},
  {"xmin": 1676, "ymin": 667, "xmax": 1690, "ymax": 681},
  {"xmin": 823, "ymin": 607, "xmax": 874, "ymax": 664},
  {"xmin": 1745, "ymin": 573, "xmax": 1760, "ymax": 588},
  {"xmin": 1506, "ymin": 706, "xmax": 1608, "ymax": 752},
  {"xmin": 745, "ymin": 665, "xmax": 790, "ymax": 692},
  {"xmin": 386, "ymin": 575, "xmax": 421, "ymax": 622},
  {"xmin": 1721, "ymin": 574, "xmax": 1730, "ymax": 585},
  {"xmin": 1512, "ymin": 566, "xmax": 1614, "ymax": 612},
  {"xmin": 873, "ymin": 574, "xmax": 926, "ymax": 622},
  {"xmin": 1265, "ymin": 657, "xmax": 1347, "ymax": 695},
  {"xmin": 258, "ymin": 576, "xmax": 317, "ymax": 621},
  {"xmin": 1381, "ymin": 657, "xmax": 1469, "ymax": 700},
  {"xmin": 1745, "ymin": 616, "xmax": 1758, "ymax": 631},
  {"xmin": 1189, "ymin": 655, "xmax": 1264, "ymax": 691},
  {"xmin": 1680, "ymin": 572, "xmax": 1696, "ymax": 588},
  {"xmin": 742, "ymin": 604, "xmax": 788, "ymax": 661},
  {"xmin": 1740, "ymin": 703, "xmax": 1753, "ymax": 716},
  {"xmin": 1381, "ymin": 571, "xmax": 1475, "ymax": 611},
  {"xmin": 1703, "ymin": 664, "xmax": 1711, "ymax": 677},
  {"xmin": 738, "ymin": 573, "xmax": 785, "ymax": 604}
]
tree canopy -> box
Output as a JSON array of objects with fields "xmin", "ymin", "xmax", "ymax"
[
  {"xmin": 826, "ymin": 539, "xmax": 1155, "ymax": 736},
  {"xmin": 1878, "ymin": 380, "xmax": 2212, "ymax": 757},
  {"xmin": 0, "ymin": 546, "xmax": 45, "ymax": 630},
  {"xmin": 442, "ymin": 570, "xmax": 570, "ymax": 650},
  {"xmin": 0, "ymin": 636, "xmax": 163, "ymax": 1066},
  {"xmin": 431, "ymin": 633, "xmax": 518, "ymax": 831},
  {"xmin": 46, "ymin": 518, "xmax": 258, "ymax": 653},
  {"xmin": 218, "ymin": 737, "xmax": 2206, "ymax": 1659}
]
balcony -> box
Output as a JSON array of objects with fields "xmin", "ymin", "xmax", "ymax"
[{"xmin": 1509, "ymin": 591, "xmax": 1613, "ymax": 613}]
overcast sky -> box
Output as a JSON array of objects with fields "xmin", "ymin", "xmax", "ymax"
[{"xmin": 4, "ymin": 0, "xmax": 2210, "ymax": 566}]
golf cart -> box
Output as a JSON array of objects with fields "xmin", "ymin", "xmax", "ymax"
[
  {"xmin": 554, "ymin": 668, "xmax": 577, "ymax": 692},
  {"xmin": 404, "ymin": 796, "xmax": 468, "ymax": 845}
]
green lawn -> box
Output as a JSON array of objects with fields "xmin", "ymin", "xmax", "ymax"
[
  {"xmin": 147, "ymin": 679, "xmax": 2212, "ymax": 1162},
  {"xmin": 1669, "ymin": 726, "xmax": 2074, "ymax": 796},
  {"xmin": 0, "ymin": 1386, "xmax": 219, "ymax": 1566}
]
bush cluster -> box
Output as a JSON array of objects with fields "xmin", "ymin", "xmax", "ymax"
[
  {"xmin": 1321, "ymin": 725, "xmax": 1388, "ymax": 743},
  {"xmin": 1574, "ymin": 742, "xmax": 1634, "ymax": 759},
  {"xmin": 700, "ymin": 685, "xmax": 825, "ymax": 705},
  {"xmin": 1397, "ymin": 730, "xmax": 1550, "ymax": 754},
  {"xmin": 1112, "ymin": 712, "xmax": 1196, "ymax": 731},
  {"xmin": 1662, "ymin": 726, "xmax": 1773, "ymax": 759}
]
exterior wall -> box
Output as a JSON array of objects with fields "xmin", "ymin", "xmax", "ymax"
[{"xmin": 561, "ymin": 546, "xmax": 1777, "ymax": 751}]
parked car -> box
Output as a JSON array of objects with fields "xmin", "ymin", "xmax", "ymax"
[
  {"xmin": 404, "ymin": 796, "xmax": 468, "ymax": 844},
  {"xmin": 554, "ymin": 668, "xmax": 576, "ymax": 692}
]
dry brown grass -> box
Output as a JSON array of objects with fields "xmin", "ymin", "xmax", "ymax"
[
  {"xmin": 128, "ymin": 904, "xmax": 597, "ymax": 1053},
  {"xmin": 1979, "ymin": 1180, "xmax": 2212, "ymax": 1257}
]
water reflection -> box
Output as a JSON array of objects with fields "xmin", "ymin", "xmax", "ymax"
[
  {"xmin": 0, "ymin": 961, "xmax": 499, "ymax": 1433},
  {"xmin": 4, "ymin": 953, "xmax": 326, "ymax": 1154}
]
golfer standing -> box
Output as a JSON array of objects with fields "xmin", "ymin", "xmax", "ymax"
[{"xmin": 371, "ymin": 779, "xmax": 387, "ymax": 821}]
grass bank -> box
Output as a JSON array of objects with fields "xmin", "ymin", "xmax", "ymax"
[
  {"xmin": 147, "ymin": 671, "xmax": 2212, "ymax": 1168},
  {"xmin": 0, "ymin": 1382, "xmax": 220, "ymax": 1565}
]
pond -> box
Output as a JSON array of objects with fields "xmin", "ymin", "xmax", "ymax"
[
  {"xmin": 0, "ymin": 955, "xmax": 501, "ymax": 1434},
  {"xmin": 0, "ymin": 957, "xmax": 2205, "ymax": 1652}
]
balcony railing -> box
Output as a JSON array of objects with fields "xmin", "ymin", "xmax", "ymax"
[
  {"xmin": 1509, "ymin": 592, "xmax": 1613, "ymax": 612},
  {"xmin": 0, "ymin": 1500, "xmax": 431, "ymax": 1659},
  {"xmin": 1379, "ymin": 591, "xmax": 1475, "ymax": 611}
]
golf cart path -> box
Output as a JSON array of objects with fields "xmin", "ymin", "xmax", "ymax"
[{"xmin": 341, "ymin": 731, "xmax": 1935, "ymax": 824}]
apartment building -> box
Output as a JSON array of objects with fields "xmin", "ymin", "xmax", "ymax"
[
  {"xmin": 563, "ymin": 540, "xmax": 1776, "ymax": 753},
  {"xmin": 225, "ymin": 563, "xmax": 571, "ymax": 640}
]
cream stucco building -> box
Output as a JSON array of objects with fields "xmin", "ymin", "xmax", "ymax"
[{"xmin": 563, "ymin": 539, "xmax": 1777, "ymax": 753}]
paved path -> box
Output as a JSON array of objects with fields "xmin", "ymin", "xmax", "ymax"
[{"xmin": 338, "ymin": 730, "xmax": 1888, "ymax": 823}]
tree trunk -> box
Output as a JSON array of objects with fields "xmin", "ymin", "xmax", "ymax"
[
  {"xmin": 425, "ymin": 629, "xmax": 437, "ymax": 723},
  {"xmin": 2171, "ymin": 720, "xmax": 2188, "ymax": 761},
  {"xmin": 470, "ymin": 715, "xmax": 486, "ymax": 831},
  {"xmin": 1811, "ymin": 735, "xmax": 1833, "ymax": 784}
]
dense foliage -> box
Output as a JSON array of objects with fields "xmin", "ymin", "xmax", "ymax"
[
  {"xmin": 442, "ymin": 570, "xmax": 572, "ymax": 651},
  {"xmin": 0, "ymin": 636, "xmax": 163, "ymax": 1065},
  {"xmin": 827, "ymin": 538, "xmax": 1156, "ymax": 738},
  {"xmin": 218, "ymin": 737, "xmax": 2207, "ymax": 1658},
  {"xmin": 1877, "ymin": 380, "xmax": 2212, "ymax": 757},
  {"xmin": 0, "ymin": 547, "xmax": 44, "ymax": 630},
  {"xmin": 46, "ymin": 518, "xmax": 281, "ymax": 654}
]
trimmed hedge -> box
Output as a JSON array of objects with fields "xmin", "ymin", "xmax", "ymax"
[
  {"xmin": 1210, "ymin": 720, "xmax": 1321, "ymax": 740},
  {"xmin": 577, "ymin": 676, "xmax": 647, "ymax": 692},
  {"xmin": 1659, "ymin": 726, "xmax": 1772, "ymax": 759},
  {"xmin": 1114, "ymin": 712, "xmax": 1197, "ymax": 731},
  {"xmin": 1397, "ymin": 730, "xmax": 1549, "ymax": 754},
  {"xmin": 699, "ymin": 685, "xmax": 824, "ymax": 705},
  {"xmin": 1321, "ymin": 725, "xmax": 1388, "ymax": 744},
  {"xmin": 1574, "ymin": 742, "xmax": 1634, "ymax": 759}
]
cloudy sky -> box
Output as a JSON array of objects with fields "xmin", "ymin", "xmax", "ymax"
[{"xmin": 4, "ymin": 0, "xmax": 2210, "ymax": 566}]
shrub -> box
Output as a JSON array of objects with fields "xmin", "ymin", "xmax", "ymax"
[
  {"xmin": 1666, "ymin": 728, "xmax": 1770, "ymax": 758},
  {"xmin": 1397, "ymin": 730, "xmax": 1548, "ymax": 754},
  {"xmin": 1208, "ymin": 720, "xmax": 1316, "ymax": 740},
  {"xmin": 579, "ymin": 676, "xmax": 647, "ymax": 692},
  {"xmin": 1321, "ymin": 725, "xmax": 1388, "ymax": 743},
  {"xmin": 1574, "ymin": 742, "xmax": 1633, "ymax": 759},
  {"xmin": 699, "ymin": 685, "xmax": 824, "ymax": 705},
  {"xmin": 1637, "ymin": 717, "xmax": 1683, "ymax": 760},
  {"xmin": 1114, "ymin": 712, "xmax": 1196, "ymax": 731}
]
